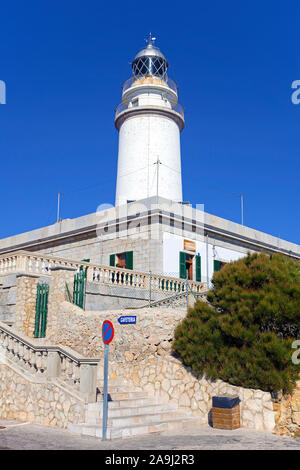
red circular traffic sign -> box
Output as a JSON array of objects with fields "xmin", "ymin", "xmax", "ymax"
[{"xmin": 102, "ymin": 320, "xmax": 114, "ymax": 344}]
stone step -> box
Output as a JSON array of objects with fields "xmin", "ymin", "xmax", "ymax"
[
  {"xmin": 86, "ymin": 403, "xmax": 174, "ymax": 422},
  {"xmin": 106, "ymin": 391, "xmax": 149, "ymax": 401},
  {"xmin": 69, "ymin": 417, "xmax": 200, "ymax": 440},
  {"xmin": 97, "ymin": 379, "xmax": 126, "ymax": 388},
  {"xmin": 107, "ymin": 410, "xmax": 188, "ymax": 428},
  {"xmin": 97, "ymin": 385, "xmax": 127, "ymax": 394},
  {"xmin": 89, "ymin": 396, "xmax": 160, "ymax": 409},
  {"xmin": 86, "ymin": 407, "xmax": 185, "ymax": 425}
]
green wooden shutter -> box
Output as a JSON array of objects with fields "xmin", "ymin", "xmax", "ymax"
[
  {"xmin": 125, "ymin": 251, "xmax": 133, "ymax": 270},
  {"xmin": 179, "ymin": 252, "xmax": 186, "ymax": 279},
  {"xmin": 196, "ymin": 255, "xmax": 201, "ymax": 282},
  {"xmin": 109, "ymin": 254, "xmax": 115, "ymax": 267},
  {"xmin": 214, "ymin": 260, "xmax": 221, "ymax": 272}
]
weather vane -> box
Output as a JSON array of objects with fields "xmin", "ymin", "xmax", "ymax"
[{"xmin": 145, "ymin": 32, "xmax": 156, "ymax": 45}]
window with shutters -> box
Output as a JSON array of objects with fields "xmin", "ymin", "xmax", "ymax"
[
  {"xmin": 110, "ymin": 251, "xmax": 133, "ymax": 270},
  {"xmin": 116, "ymin": 253, "xmax": 126, "ymax": 268}
]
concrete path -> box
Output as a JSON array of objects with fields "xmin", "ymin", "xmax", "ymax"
[{"xmin": 0, "ymin": 419, "xmax": 299, "ymax": 450}]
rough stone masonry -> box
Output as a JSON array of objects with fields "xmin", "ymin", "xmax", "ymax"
[{"xmin": 49, "ymin": 301, "xmax": 276, "ymax": 432}]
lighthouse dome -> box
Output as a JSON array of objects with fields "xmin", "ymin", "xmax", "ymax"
[{"xmin": 132, "ymin": 43, "xmax": 168, "ymax": 79}]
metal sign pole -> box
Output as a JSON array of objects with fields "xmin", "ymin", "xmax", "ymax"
[
  {"xmin": 101, "ymin": 319, "xmax": 114, "ymax": 441},
  {"xmin": 149, "ymin": 271, "xmax": 152, "ymax": 307},
  {"xmin": 102, "ymin": 343, "xmax": 109, "ymax": 441}
]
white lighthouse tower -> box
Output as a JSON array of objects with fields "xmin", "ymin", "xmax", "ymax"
[{"xmin": 115, "ymin": 36, "xmax": 184, "ymax": 206}]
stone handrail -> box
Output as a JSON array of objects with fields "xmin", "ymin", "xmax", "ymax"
[
  {"xmin": 0, "ymin": 321, "xmax": 99, "ymax": 402},
  {"xmin": 0, "ymin": 250, "xmax": 206, "ymax": 294},
  {"xmin": 0, "ymin": 250, "xmax": 83, "ymax": 277}
]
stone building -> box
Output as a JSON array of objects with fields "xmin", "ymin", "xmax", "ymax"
[{"xmin": 0, "ymin": 37, "xmax": 299, "ymax": 439}]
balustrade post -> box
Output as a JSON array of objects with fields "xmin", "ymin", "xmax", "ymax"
[
  {"xmin": 86, "ymin": 266, "xmax": 93, "ymax": 282},
  {"xmin": 16, "ymin": 254, "xmax": 27, "ymax": 273},
  {"xmin": 79, "ymin": 362, "xmax": 98, "ymax": 403},
  {"xmin": 47, "ymin": 350, "xmax": 61, "ymax": 378}
]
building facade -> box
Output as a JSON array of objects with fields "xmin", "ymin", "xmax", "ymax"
[{"xmin": 0, "ymin": 196, "xmax": 299, "ymax": 286}]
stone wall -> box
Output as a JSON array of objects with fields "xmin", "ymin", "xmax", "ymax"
[
  {"xmin": 0, "ymin": 363, "xmax": 85, "ymax": 428},
  {"xmin": 0, "ymin": 273, "xmax": 50, "ymax": 329},
  {"xmin": 49, "ymin": 302, "xmax": 275, "ymax": 432},
  {"xmin": 47, "ymin": 302, "xmax": 185, "ymax": 359},
  {"xmin": 0, "ymin": 274, "xmax": 18, "ymax": 324},
  {"xmin": 274, "ymin": 382, "xmax": 300, "ymax": 436},
  {"xmin": 27, "ymin": 231, "xmax": 164, "ymax": 275},
  {"xmin": 14, "ymin": 274, "xmax": 39, "ymax": 337},
  {"xmin": 47, "ymin": 267, "xmax": 76, "ymax": 341},
  {"xmin": 113, "ymin": 355, "xmax": 275, "ymax": 432}
]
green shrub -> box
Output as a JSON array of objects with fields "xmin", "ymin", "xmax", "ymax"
[{"xmin": 173, "ymin": 253, "xmax": 300, "ymax": 393}]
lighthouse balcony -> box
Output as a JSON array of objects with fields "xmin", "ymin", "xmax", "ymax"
[
  {"xmin": 122, "ymin": 76, "xmax": 178, "ymax": 95},
  {"xmin": 114, "ymin": 102, "xmax": 185, "ymax": 130}
]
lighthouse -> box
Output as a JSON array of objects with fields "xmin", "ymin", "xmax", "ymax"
[{"xmin": 115, "ymin": 36, "xmax": 184, "ymax": 206}]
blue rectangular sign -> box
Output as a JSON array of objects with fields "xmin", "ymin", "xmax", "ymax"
[{"xmin": 118, "ymin": 316, "xmax": 136, "ymax": 324}]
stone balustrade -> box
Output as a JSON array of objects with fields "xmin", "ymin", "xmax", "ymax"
[
  {"xmin": 0, "ymin": 251, "xmax": 82, "ymax": 277},
  {"xmin": 0, "ymin": 321, "xmax": 99, "ymax": 402},
  {"xmin": 0, "ymin": 250, "xmax": 206, "ymax": 294}
]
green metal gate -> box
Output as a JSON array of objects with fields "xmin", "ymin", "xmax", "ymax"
[
  {"xmin": 73, "ymin": 267, "xmax": 86, "ymax": 309},
  {"xmin": 34, "ymin": 283, "xmax": 49, "ymax": 338}
]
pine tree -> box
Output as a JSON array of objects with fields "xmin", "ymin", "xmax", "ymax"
[{"xmin": 173, "ymin": 253, "xmax": 300, "ymax": 393}]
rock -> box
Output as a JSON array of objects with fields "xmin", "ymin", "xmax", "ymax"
[
  {"xmin": 254, "ymin": 413, "xmax": 264, "ymax": 430},
  {"xmin": 243, "ymin": 389, "xmax": 254, "ymax": 400},
  {"xmin": 247, "ymin": 400, "xmax": 262, "ymax": 413},
  {"xmin": 157, "ymin": 349, "xmax": 166, "ymax": 356},
  {"xmin": 292, "ymin": 412, "xmax": 300, "ymax": 425},
  {"xmin": 179, "ymin": 392, "xmax": 190, "ymax": 408},
  {"xmin": 161, "ymin": 341, "xmax": 171, "ymax": 350},
  {"xmin": 161, "ymin": 379, "xmax": 170, "ymax": 392},
  {"xmin": 263, "ymin": 410, "xmax": 276, "ymax": 431},
  {"xmin": 148, "ymin": 335, "xmax": 160, "ymax": 346},
  {"xmin": 124, "ymin": 351, "xmax": 134, "ymax": 362}
]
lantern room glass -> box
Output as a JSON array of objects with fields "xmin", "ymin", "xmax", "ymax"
[{"xmin": 132, "ymin": 56, "xmax": 168, "ymax": 79}]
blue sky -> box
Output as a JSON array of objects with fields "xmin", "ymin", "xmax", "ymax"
[{"xmin": 0, "ymin": 0, "xmax": 299, "ymax": 244}]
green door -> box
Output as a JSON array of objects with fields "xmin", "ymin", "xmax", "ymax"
[
  {"xmin": 34, "ymin": 283, "xmax": 49, "ymax": 338},
  {"xmin": 73, "ymin": 269, "xmax": 86, "ymax": 309}
]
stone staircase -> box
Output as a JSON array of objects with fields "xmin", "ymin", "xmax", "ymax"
[{"xmin": 69, "ymin": 379, "xmax": 201, "ymax": 440}]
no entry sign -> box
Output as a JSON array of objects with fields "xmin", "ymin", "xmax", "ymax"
[
  {"xmin": 102, "ymin": 320, "xmax": 114, "ymax": 344},
  {"xmin": 101, "ymin": 319, "xmax": 114, "ymax": 441}
]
